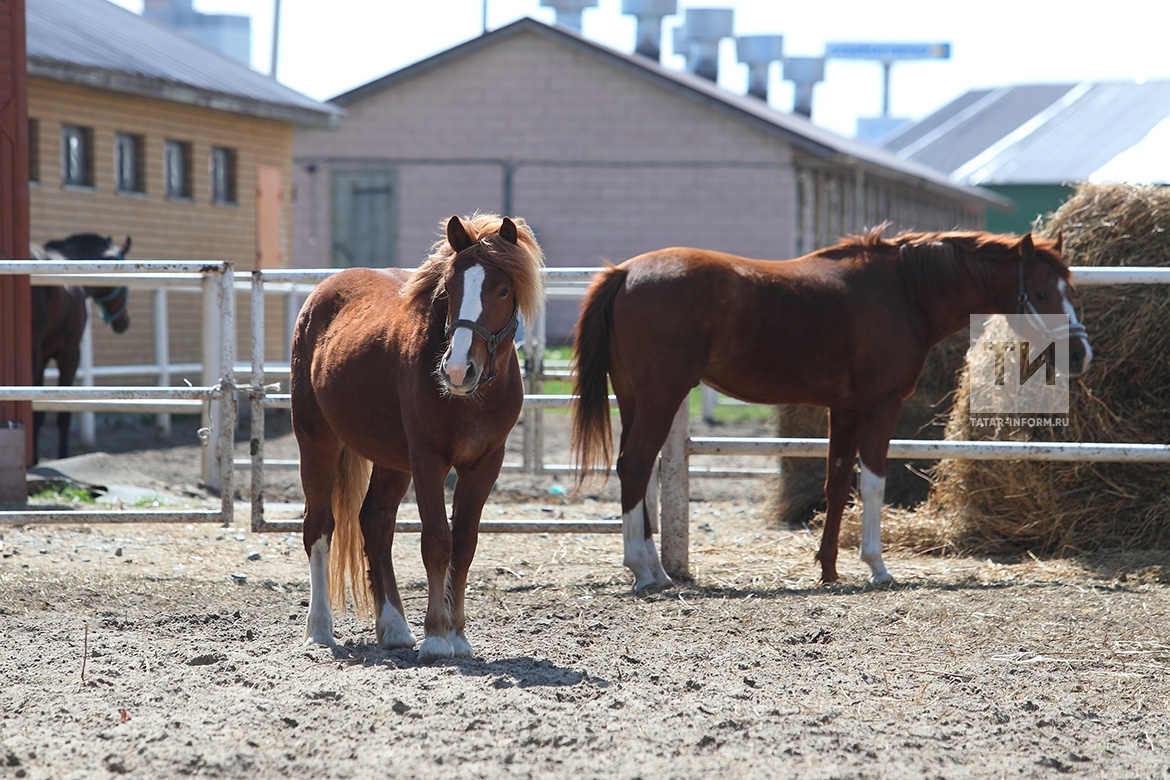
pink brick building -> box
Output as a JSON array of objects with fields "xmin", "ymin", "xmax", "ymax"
[{"xmin": 292, "ymin": 19, "xmax": 996, "ymax": 342}]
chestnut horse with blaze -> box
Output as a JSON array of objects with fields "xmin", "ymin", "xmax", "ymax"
[
  {"xmin": 572, "ymin": 228, "xmax": 1091, "ymax": 591},
  {"xmin": 291, "ymin": 214, "xmax": 543, "ymax": 661}
]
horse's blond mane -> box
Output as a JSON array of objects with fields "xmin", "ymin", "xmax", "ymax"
[{"xmin": 401, "ymin": 213, "xmax": 545, "ymax": 326}]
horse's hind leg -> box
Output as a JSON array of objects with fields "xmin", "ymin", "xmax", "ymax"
[
  {"xmin": 297, "ymin": 430, "xmax": 342, "ymax": 646},
  {"xmin": 856, "ymin": 400, "xmax": 902, "ymax": 586},
  {"xmin": 614, "ymin": 387, "xmax": 685, "ymax": 592},
  {"xmin": 448, "ymin": 444, "xmax": 507, "ymax": 658},
  {"xmin": 360, "ymin": 466, "xmax": 416, "ymax": 649}
]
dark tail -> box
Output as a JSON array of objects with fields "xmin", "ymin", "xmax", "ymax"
[{"xmin": 571, "ymin": 264, "xmax": 627, "ymax": 488}]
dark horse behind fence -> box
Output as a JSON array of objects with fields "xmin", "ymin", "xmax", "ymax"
[
  {"xmin": 290, "ymin": 214, "xmax": 544, "ymax": 661},
  {"xmin": 572, "ymin": 227, "xmax": 1091, "ymax": 591},
  {"xmin": 30, "ymin": 234, "xmax": 131, "ymax": 463}
]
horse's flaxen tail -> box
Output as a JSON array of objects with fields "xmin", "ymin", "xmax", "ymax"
[
  {"xmin": 571, "ymin": 264, "xmax": 627, "ymax": 489},
  {"xmin": 327, "ymin": 445, "xmax": 373, "ymax": 620}
]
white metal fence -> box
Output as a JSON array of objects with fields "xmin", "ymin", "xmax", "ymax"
[
  {"xmin": 3, "ymin": 261, "xmax": 1170, "ymax": 572},
  {"xmin": 0, "ymin": 259, "xmax": 237, "ymax": 526}
]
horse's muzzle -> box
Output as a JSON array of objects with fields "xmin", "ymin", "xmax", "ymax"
[
  {"xmin": 440, "ymin": 358, "xmax": 482, "ymax": 395},
  {"xmin": 112, "ymin": 316, "xmax": 130, "ymax": 334},
  {"xmin": 1069, "ymin": 335, "xmax": 1092, "ymax": 376}
]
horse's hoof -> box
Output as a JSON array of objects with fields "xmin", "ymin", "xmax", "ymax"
[
  {"xmin": 376, "ymin": 607, "xmax": 417, "ymax": 649},
  {"xmin": 632, "ymin": 572, "xmax": 672, "ymax": 593},
  {"xmin": 417, "ymin": 635, "xmax": 455, "ymax": 663},
  {"xmin": 867, "ymin": 572, "xmax": 896, "ymax": 589},
  {"xmin": 303, "ymin": 630, "xmax": 334, "ymax": 648},
  {"xmin": 451, "ymin": 634, "xmax": 474, "ymax": 658}
]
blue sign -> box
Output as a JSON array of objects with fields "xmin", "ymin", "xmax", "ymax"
[{"xmin": 825, "ymin": 42, "xmax": 951, "ymax": 61}]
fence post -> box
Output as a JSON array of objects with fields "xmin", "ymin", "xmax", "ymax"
[
  {"xmin": 201, "ymin": 272, "xmax": 221, "ymax": 491},
  {"xmin": 659, "ymin": 397, "xmax": 690, "ymax": 577},
  {"xmin": 153, "ymin": 287, "xmax": 171, "ymax": 441},
  {"xmin": 217, "ymin": 264, "xmax": 236, "ymax": 525},
  {"xmin": 79, "ymin": 309, "xmax": 95, "ymax": 448},
  {"xmin": 250, "ymin": 271, "xmax": 265, "ymax": 532}
]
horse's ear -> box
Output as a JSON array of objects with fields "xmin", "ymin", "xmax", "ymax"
[
  {"xmin": 447, "ymin": 216, "xmax": 473, "ymax": 253},
  {"xmin": 1016, "ymin": 233, "xmax": 1035, "ymax": 258},
  {"xmin": 121, "ymin": 236, "xmax": 131, "ymax": 255},
  {"xmin": 1053, "ymin": 231, "xmax": 1063, "ymax": 256},
  {"xmin": 499, "ymin": 217, "xmax": 518, "ymax": 245}
]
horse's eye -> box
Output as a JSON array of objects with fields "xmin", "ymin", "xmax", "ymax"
[
  {"xmin": 498, "ymin": 288, "xmax": 510, "ymax": 299},
  {"xmin": 1035, "ymin": 290, "xmax": 1049, "ymax": 302}
]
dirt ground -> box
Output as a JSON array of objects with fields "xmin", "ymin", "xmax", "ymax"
[{"xmin": 2, "ymin": 411, "xmax": 1170, "ymax": 779}]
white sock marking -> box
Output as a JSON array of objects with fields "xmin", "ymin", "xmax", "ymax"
[
  {"xmin": 621, "ymin": 500, "xmax": 672, "ymax": 591},
  {"xmin": 859, "ymin": 462, "xmax": 893, "ymax": 585},
  {"xmin": 305, "ymin": 537, "xmax": 334, "ymax": 646},
  {"xmin": 376, "ymin": 601, "xmax": 416, "ymax": 649}
]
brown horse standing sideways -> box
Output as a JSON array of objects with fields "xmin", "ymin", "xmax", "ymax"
[
  {"xmin": 30, "ymin": 234, "xmax": 132, "ymax": 463},
  {"xmin": 290, "ymin": 214, "xmax": 544, "ymax": 661},
  {"xmin": 572, "ymin": 228, "xmax": 1092, "ymax": 591}
]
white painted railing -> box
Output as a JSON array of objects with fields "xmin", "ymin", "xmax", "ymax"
[
  {"xmin": 4, "ymin": 260, "xmax": 1170, "ymax": 551},
  {"xmin": 0, "ymin": 259, "xmax": 237, "ymax": 527}
]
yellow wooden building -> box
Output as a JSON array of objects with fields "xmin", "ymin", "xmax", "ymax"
[{"xmin": 26, "ymin": 0, "xmax": 338, "ymax": 377}]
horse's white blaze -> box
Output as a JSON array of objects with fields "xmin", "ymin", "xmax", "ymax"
[
  {"xmin": 1059, "ymin": 279, "xmax": 1092, "ymax": 370},
  {"xmin": 376, "ymin": 601, "xmax": 416, "ymax": 649},
  {"xmin": 445, "ymin": 264, "xmax": 485, "ymax": 387},
  {"xmin": 304, "ymin": 537, "xmax": 334, "ymax": 646},
  {"xmin": 621, "ymin": 500, "xmax": 672, "ymax": 592},
  {"xmin": 858, "ymin": 462, "xmax": 893, "ymax": 585}
]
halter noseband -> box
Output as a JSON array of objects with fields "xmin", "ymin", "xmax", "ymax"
[
  {"xmin": 1016, "ymin": 257, "xmax": 1087, "ymax": 343},
  {"xmin": 445, "ymin": 310, "xmax": 519, "ymax": 390},
  {"xmin": 92, "ymin": 286, "xmax": 129, "ymax": 324}
]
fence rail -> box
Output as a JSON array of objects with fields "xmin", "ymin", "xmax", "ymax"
[{"xmin": 2, "ymin": 260, "xmax": 1169, "ymax": 565}]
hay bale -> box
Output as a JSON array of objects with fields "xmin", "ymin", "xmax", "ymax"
[
  {"xmin": 930, "ymin": 182, "xmax": 1170, "ymax": 554},
  {"xmin": 769, "ymin": 331, "xmax": 967, "ymax": 528}
]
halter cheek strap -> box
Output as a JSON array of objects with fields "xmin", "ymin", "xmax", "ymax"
[
  {"xmin": 445, "ymin": 310, "xmax": 519, "ymax": 390},
  {"xmin": 92, "ymin": 286, "xmax": 129, "ymax": 324},
  {"xmin": 1017, "ymin": 258, "xmax": 1087, "ymax": 343}
]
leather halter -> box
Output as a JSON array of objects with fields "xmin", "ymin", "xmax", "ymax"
[
  {"xmin": 1017, "ymin": 257, "xmax": 1087, "ymax": 343},
  {"xmin": 92, "ymin": 286, "xmax": 129, "ymax": 324},
  {"xmin": 90, "ymin": 245, "xmax": 128, "ymax": 325},
  {"xmin": 443, "ymin": 239, "xmax": 519, "ymax": 390}
]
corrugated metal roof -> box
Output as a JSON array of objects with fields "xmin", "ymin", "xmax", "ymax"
[
  {"xmin": 885, "ymin": 81, "xmax": 1170, "ymax": 186},
  {"xmin": 26, "ymin": 0, "xmax": 339, "ymax": 128},
  {"xmin": 331, "ymin": 18, "xmax": 1003, "ymax": 210}
]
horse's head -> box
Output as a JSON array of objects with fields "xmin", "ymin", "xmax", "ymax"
[
  {"xmin": 92, "ymin": 235, "xmax": 131, "ymax": 333},
  {"xmin": 43, "ymin": 233, "xmax": 133, "ymax": 333},
  {"xmin": 1014, "ymin": 232, "xmax": 1091, "ymax": 375},
  {"xmin": 438, "ymin": 216, "xmax": 522, "ymax": 396}
]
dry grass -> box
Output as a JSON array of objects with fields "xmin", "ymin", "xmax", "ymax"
[{"xmin": 926, "ymin": 183, "xmax": 1170, "ymax": 555}]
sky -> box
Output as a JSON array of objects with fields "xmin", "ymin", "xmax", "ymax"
[{"xmin": 108, "ymin": 0, "xmax": 1170, "ymax": 139}]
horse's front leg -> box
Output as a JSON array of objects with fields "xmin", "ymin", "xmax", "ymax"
[
  {"xmin": 857, "ymin": 400, "xmax": 903, "ymax": 587},
  {"xmin": 414, "ymin": 454, "xmax": 455, "ymax": 663},
  {"xmin": 817, "ymin": 408, "xmax": 859, "ymax": 584},
  {"xmin": 54, "ymin": 348, "xmax": 81, "ymax": 460},
  {"xmin": 448, "ymin": 445, "xmax": 506, "ymax": 658},
  {"xmin": 360, "ymin": 466, "xmax": 416, "ymax": 650}
]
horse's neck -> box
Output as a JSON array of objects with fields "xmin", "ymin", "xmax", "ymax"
[{"xmin": 900, "ymin": 245, "xmax": 1015, "ymax": 344}]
